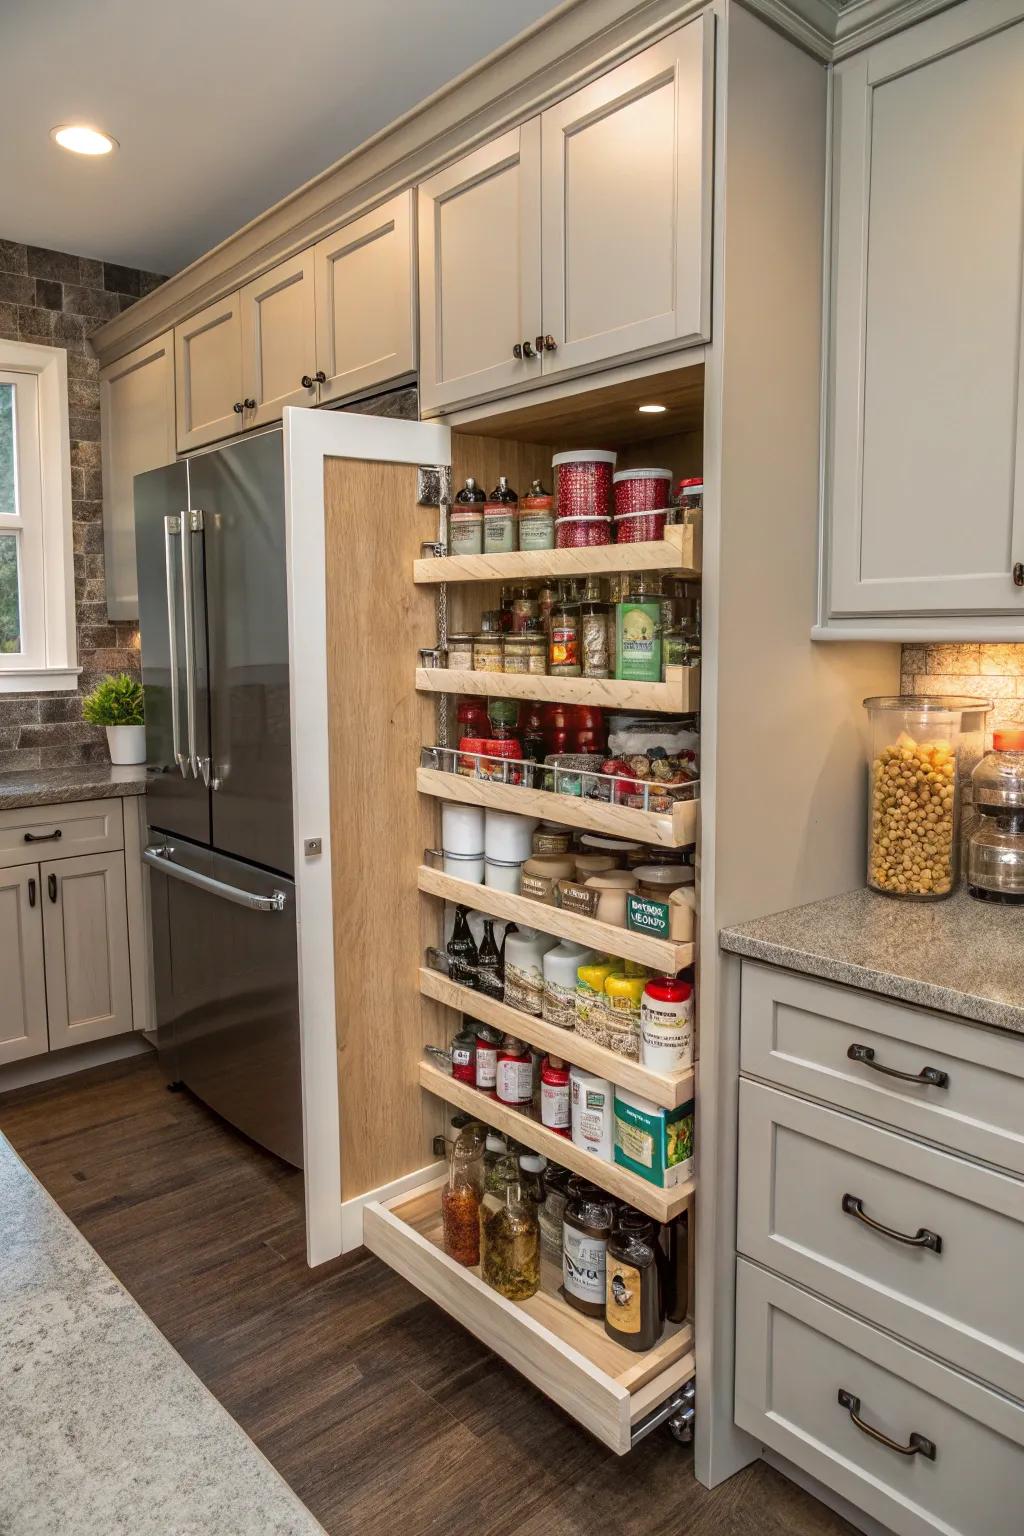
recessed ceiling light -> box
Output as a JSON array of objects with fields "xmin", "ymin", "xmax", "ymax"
[
  {"xmin": 638, "ymin": 403, "xmax": 667, "ymax": 414},
  {"xmin": 51, "ymin": 124, "xmax": 118, "ymax": 156}
]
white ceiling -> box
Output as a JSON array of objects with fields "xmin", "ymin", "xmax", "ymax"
[{"xmin": 0, "ymin": 0, "xmax": 564, "ymax": 277}]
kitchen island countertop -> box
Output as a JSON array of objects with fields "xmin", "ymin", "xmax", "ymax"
[
  {"xmin": 0, "ymin": 1131, "xmax": 324, "ymax": 1535},
  {"xmin": 0, "ymin": 764, "xmax": 147, "ymax": 809},
  {"xmin": 721, "ymin": 886, "xmax": 1024, "ymax": 1036}
]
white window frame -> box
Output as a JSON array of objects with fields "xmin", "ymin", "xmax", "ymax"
[{"xmin": 0, "ymin": 339, "xmax": 78, "ymax": 693}]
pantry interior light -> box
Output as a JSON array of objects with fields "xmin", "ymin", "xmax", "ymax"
[
  {"xmin": 50, "ymin": 124, "xmax": 118, "ymax": 156},
  {"xmin": 637, "ymin": 403, "xmax": 667, "ymax": 414}
]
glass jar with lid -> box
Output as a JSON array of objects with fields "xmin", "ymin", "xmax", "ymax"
[
  {"xmin": 549, "ymin": 604, "xmax": 581, "ymax": 676},
  {"xmin": 479, "ymin": 1155, "xmax": 540, "ymax": 1300},
  {"xmin": 441, "ymin": 1127, "xmax": 485, "ymax": 1266},
  {"xmin": 501, "ymin": 635, "xmax": 533, "ymax": 675},
  {"xmin": 445, "ymin": 634, "xmax": 475, "ymax": 671},
  {"xmin": 562, "ymin": 1177, "xmax": 615, "ymax": 1317},
  {"xmin": 473, "ymin": 633, "xmax": 504, "ymax": 672},
  {"xmin": 968, "ymin": 728, "xmax": 1024, "ymax": 902}
]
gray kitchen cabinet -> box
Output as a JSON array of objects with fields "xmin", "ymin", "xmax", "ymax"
[
  {"xmin": 240, "ymin": 249, "xmax": 318, "ymax": 428},
  {"xmin": 825, "ymin": 0, "xmax": 1024, "ymax": 624},
  {"xmin": 0, "ymin": 865, "xmax": 48, "ymax": 1066},
  {"xmin": 41, "ymin": 849, "xmax": 133, "ymax": 1051},
  {"xmin": 174, "ymin": 292, "xmax": 245, "ymax": 452},
  {"xmin": 99, "ymin": 331, "xmax": 177, "ymax": 620}
]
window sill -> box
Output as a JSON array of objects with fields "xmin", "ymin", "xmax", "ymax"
[{"xmin": 0, "ymin": 667, "xmax": 83, "ymax": 694}]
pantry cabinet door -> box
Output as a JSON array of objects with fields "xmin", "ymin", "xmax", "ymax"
[
  {"xmin": 240, "ymin": 249, "xmax": 318, "ymax": 428},
  {"xmin": 418, "ymin": 122, "xmax": 542, "ymax": 414},
  {"xmin": 174, "ymin": 292, "xmax": 244, "ymax": 452},
  {"xmin": 42, "ymin": 851, "xmax": 133, "ymax": 1050},
  {"xmin": 0, "ymin": 865, "xmax": 47, "ymax": 1066},
  {"xmin": 827, "ymin": 0, "xmax": 1024, "ymax": 617},
  {"xmin": 540, "ymin": 16, "xmax": 713, "ymax": 379},
  {"xmin": 314, "ymin": 191, "xmax": 416, "ymax": 405}
]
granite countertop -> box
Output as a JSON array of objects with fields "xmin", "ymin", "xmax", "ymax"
[
  {"xmin": 721, "ymin": 887, "xmax": 1024, "ymax": 1036},
  {"xmin": 0, "ymin": 1133, "xmax": 324, "ymax": 1536},
  {"xmin": 0, "ymin": 764, "xmax": 148, "ymax": 809}
]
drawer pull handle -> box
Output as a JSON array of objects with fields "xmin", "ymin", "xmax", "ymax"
[
  {"xmin": 838, "ymin": 1389, "xmax": 936, "ymax": 1460},
  {"xmin": 848, "ymin": 1043, "xmax": 948, "ymax": 1089},
  {"xmin": 842, "ymin": 1194, "xmax": 942, "ymax": 1253},
  {"xmin": 47, "ymin": 873, "xmax": 58, "ymax": 903},
  {"xmin": 23, "ymin": 829, "xmax": 62, "ymax": 843}
]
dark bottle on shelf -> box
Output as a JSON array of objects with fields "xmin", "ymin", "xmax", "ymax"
[
  {"xmin": 490, "ymin": 475, "xmax": 518, "ymax": 504},
  {"xmin": 606, "ymin": 1210, "xmax": 663, "ymax": 1351},
  {"xmin": 476, "ymin": 919, "xmax": 503, "ymax": 1000},
  {"xmin": 454, "ymin": 476, "xmax": 486, "ymax": 503},
  {"xmin": 664, "ymin": 1210, "xmax": 689, "ymax": 1324},
  {"xmin": 447, "ymin": 904, "xmax": 479, "ymax": 990}
]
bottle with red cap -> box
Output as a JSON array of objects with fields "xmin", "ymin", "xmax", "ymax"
[
  {"xmin": 539, "ymin": 1055, "xmax": 570, "ymax": 1135},
  {"xmin": 639, "ymin": 977, "xmax": 694, "ymax": 1072}
]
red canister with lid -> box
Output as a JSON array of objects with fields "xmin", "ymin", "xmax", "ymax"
[
  {"xmin": 555, "ymin": 514, "xmax": 612, "ymax": 549},
  {"xmin": 613, "ymin": 468, "xmax": 672, "ymax": 542},
  {"xmin": 458, "ymin": 736, "xmax": 491, "ymax": 775},
  {"xmin": 540, "ymin": 1054, "xmax": 570, "ymax": 1134},
  {"xmin": 496, "ymin": 1036, "xmax": 533, "ymax": 1107},
  {"xmin": 552, "ymin": 449, "xmax": 616, "ymax": 519}
]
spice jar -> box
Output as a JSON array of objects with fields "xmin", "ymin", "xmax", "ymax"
[
  {"xmin": 441, "ymin": 1128, "xmax": 485, "ymax": 1267},
  {"xmin": 552, "ymin": 449, "xmax": 616, "ymax": 518},
  {"xmin": 615, "ymin": 578, "xmax": 663, "ymax": 683},
  {"xmin": 450, "ymin": 1027, "xmax": 477, "ymax": 1083},
  {"xmin": 605, "ymin": 1210, "xmax": 663, "ymax": 1350},
  {"xmin": 580, "ymin": 601, "xmax": 610, "ymax": 679},
  {"xmin": 503, "ymin": 928, "xmax": 558, "ymax": 1015},
  {"xmin": 519, "ymin": 480, "xmax": 555, "ymax": 551},
  {"xmin": 483, "ymin": 1132, "xmax": 510, "ymax": 1192},
  {"xmin": 549, "ymin": 604, "xmax": 581, "ymax": 676},
  {"xmin": 640, "ymin": 977, "xmax": 694, "ymax": 1073},
  {"xmin": 512, "ymin": 586, "xmax": 540, "ymax": 634},
  {"xmin": 483, "ymin": 477, "xmax": 518, "ymax": 554},
  {"xmin": 542, "ymin": 940, "xmax": 595, "ymax": 1028},
  {"xmin": 474, "ymin": 1024, "xmax": 503, "ymax": 1096},
  {"xmin": 603, "ymin": 971, "xmax": 647, "ymax": 1059},
  {"xmin": 473, "ymin": 633, "xmax": 504, "ymax": 673},
  {"xmin": 449, "ymin": 478, "xmax": 486, "ymax": 555},
  {"xmin": 538, "ymin": 1166, "xmax": 571, "ymax": 1292},
  {"xmin": 570, "ymin": 1066, "xmax": 614, "ymax": 1160},
  {"xmin": 445, "ymin": 634, "xmax": 475, "ymax": 671},
  {"xmin": 525, "ymin": 632, "xmax": 547, "ymax": 675},
  {"xmin": 502, "ymin": 635, "xmax": 532, "ymax": 674},
  {"xmin": 674, "ymin": 476, "xmax": 704, "ymax": 523},
  {"xmin": 480, "ymin": 1156, "xmax": 540, "ymax": 1300},
  {"xmin": 533, "ymin": 822, "xmax": 572, "ymax": 856},
  {"xmin": 540, "ymin": 1054, "xmax": 570, "ymax": 1135},
  {"xmin": 518, "ymin": 1152, "xmax": 547, "ymax": 1207},
  {"xmin": 562, "ymin": 1178, "xmax": 614, "ymax": 1316},
  {"xmin": 613, "ymin": 469, "xmax": 672, "ymax": 544},
  {"xmin": 537, "ymin": 583, "xmax": 559, "ymax": 631}
]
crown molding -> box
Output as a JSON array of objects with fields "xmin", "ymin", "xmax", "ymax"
[{"xmin": 831, "ymin": 0, "xmax": 959, "ymax": 56}]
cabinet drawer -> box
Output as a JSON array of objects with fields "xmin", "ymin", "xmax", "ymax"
[
  {"xmin": 738, "ymin": 1080, "xmax": 1024, "ymax": 1399},
  {"xmin": 740, "ymin": 962, "xmax": 1024, "ymax": 1177},
  {"xmin": 0, "ymin": 799, "xmax": 124, "ymax": 870},
  {"xmin": 736, "ymin": 1260, "xmax": 1024, "ymax": 1536}
]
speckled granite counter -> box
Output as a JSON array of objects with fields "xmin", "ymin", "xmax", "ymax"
[
  {"xmin": 0, "ymin": 1133, "xmax": 324, "ymax": 1536},
  {"xmin": 721, "ymin": 887, "xmax": 1024, "ymax": 1036},
  {"xmin": 0, "ymin": 764, "xmax": 147, "ymax": 809}
]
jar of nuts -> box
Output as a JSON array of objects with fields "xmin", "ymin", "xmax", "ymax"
[{"xmin": 863, "ymin": 696, "xmax": 991, "ymax": 900}]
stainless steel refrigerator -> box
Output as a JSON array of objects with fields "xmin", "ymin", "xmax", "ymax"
[{"xmin": 134, "ymin": 428, "xmax": 302, "ymax": 1167}]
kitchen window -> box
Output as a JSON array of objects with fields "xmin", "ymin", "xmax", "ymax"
[{"xmin": 0, "ymin": 339, "xmax": 77, "ymax": 692}]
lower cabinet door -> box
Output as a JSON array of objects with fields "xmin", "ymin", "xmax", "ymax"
[
  {"xmin": 0, "ymin": 865, "xmax": 48, "ymax": 1065},
  {"xmin": 42, "ymin": 852, "xmax": 133, "ymax": 1049},
  {"xmin": 735, "ymin": 1261, "xmax": 1024, "ymax": 1536}
]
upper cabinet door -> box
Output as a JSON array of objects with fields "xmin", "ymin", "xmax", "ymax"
[
  {"xmin": 240, "ymin": 250, "xmax": 318, "ymax": 428},
  {"xmin": 828, "ymin": 0, "xmax": 1024, "ymax": 617},
  {"xmin": 418, "ymin": 122, "xmax": 542, "ymax": 414},
  {"xmin": 540, "ymin": 17, "xmax": 713, "ymax": 378},
  {"xmin": 100, "ymin": 331, "xmax": 176, "ymax": 620},
  {"xmin": 174, "ymin": 293, "xmax": 244, "ymax": 453},
  {"xmin": 314, "ymin": 190, "xmax": 416, "ymax": 405}
]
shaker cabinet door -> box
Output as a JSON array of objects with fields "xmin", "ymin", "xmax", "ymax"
[
  {"xmin": 42, "ymin": 851, "xmax": 133, "ymax": 1050},
  {"xmin": 418, "ymin": 121, "xmax": 542, "ymax": 414},
  {"xmin": 174, "ymin": 292, "xmax": 244, "ymax": 452},
  {"xmin": 240, "ymin": 249, "xmax": 318, "ymax": 427},
  {"xmin": 314, "ymin": 190, "xmax": 416, "ymax": 405},
  {"xmin": 827, "ymin": 0, "xmax": 1024, "ymax": 617},
  {"xmin": 0, "ymin": 865, "xmax": 47, "ymax": 1066},
  {"xmin": 100, "ymin": 331, "xmax": 177, "ymax": 620},
  {"xmin": 540, "ymin": 15, "xmax": 713, "ymax": 378}
]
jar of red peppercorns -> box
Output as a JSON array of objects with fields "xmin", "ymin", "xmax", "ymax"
[
  {"xmin": 552, "ymin": 449, "xmax": 615, "ymax": 518},
  {"xmin": 613, "ymin": 468, "xmax": 673, "ymax": 542}
]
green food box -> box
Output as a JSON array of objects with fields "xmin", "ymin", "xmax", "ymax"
[{"xmin": 613, "ymin": 1089, "xmax": 695, "ymax": 1188}]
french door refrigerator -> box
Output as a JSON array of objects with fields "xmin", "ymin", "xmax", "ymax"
[{"xmin": 134, "ymin": 428, "xmax": 302, "ymax": 1167}]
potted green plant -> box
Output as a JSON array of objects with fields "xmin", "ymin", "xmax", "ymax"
[{"xmin": 82, "ymin": 673, "xmax": 146, "ymax": 765}]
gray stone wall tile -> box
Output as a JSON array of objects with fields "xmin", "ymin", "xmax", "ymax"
[
  {"xmin": 0, "ymin": 241, "xmax": 28, "ymax": 275},
  {"xmin": 25, "ymin": 247, "xmax": 81, "ymax": 282}
]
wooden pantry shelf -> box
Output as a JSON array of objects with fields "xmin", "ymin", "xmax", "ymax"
[
  {"xmin": 420, "ymin": 968, "xmax": 694, "ymax": 1110},
  {"xmin": 412, "ymin": 524, "xmax": 700, "ymax": 585},
  {"xmin": 415, "ymin": 665, "xmax": 699, "ymax": 714},
  {"xmin": 417, "ymin": 865, "xmax": 693, "ymax": 974},
  {"xmin": 417, "ymin": 766, "xmax": 699, "ymax": 849},
  {"xmin": 418, "ymin": 1062, "xmax": 694, "ymax": 1224},
  {"xmin": 363, "ymin": 1173, "xmax": 695, "ymax": 1455}
]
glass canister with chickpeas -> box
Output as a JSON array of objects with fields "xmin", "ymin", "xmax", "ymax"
[{"xmin": 863, "ymin": 696, "xmax": 991, "ymax": 900}]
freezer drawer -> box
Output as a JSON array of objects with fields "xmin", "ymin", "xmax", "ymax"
[{"xmin": 147, "ymin": 838, "xmax": 302, "ymax": 1167}]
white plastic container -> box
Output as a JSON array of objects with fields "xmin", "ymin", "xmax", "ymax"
[
  {"xmin": 442, "ymin": 850, "xmax": 485, "ymax": 883},
  {"xmin": 484, "ymin": 808, "xmax": 538, "ymax": 862},
  {"xmin": 542, "ymin": 941, "xmax": 595, "ymax": 1027},
  {"xmin": 484, "ymin": 856, "xmax": 525, "ymax": 894},
  {"xmin": 569, "ymin": 1067, "xmax": 613, "ymax": 1161},
  {"xmin": 583, "ymin": 869, "xmax": 637, "ymax": 926},
  {"xmin": 504, "ymin": 928, "xmax": 559, "ymax": 1015},
  {"xmin": 442, "ymin": 801, "xmax": 485, "ymax": 856}
]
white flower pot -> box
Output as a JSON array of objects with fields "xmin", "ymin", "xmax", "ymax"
[{"xmin": 105, "ymin": 724, "xmax": 146, "ymax": 765}]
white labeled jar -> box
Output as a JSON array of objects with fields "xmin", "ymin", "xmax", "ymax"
[
  {"xmin": 569, "ymin": 1067, "xmax": 613, "ymax": 1161},
  {"xmin": 503, "ymin": 928, "xmax": 558, "ymax": 1016},
  {"xmin": 640, "ymin": 978, "xmax": 694, "ymax": 1072},
  {"xmin": 542, "ymin": 941, "xmax": 595, "ymax": 1028},
  {"xmin": 484, "ymin": 808, "xmax": 538, "ymax": 863}
]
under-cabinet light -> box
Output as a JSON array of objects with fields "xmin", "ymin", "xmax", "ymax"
[
  {"xmin": 638, "ymin": 403, "xmax": 667, "ymax": 414},
  {"xmin": 51, "ymin": 124, "xmax": 118, "ymax": 156}
]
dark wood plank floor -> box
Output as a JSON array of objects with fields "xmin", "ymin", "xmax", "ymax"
[{"xmin": 0, "ymin": 1056, "xmax": 855, "ymax": 1536}]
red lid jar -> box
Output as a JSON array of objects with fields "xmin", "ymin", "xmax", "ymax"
[
  {"xmin": 496, "ymin": 1036, "xmax": 533, "ymax": 1107},
  {"xmin": 458, "ymin": 736, "xmax": 491, "ymax": 775},
  {"xmin": 540, "ymin": 1054, "xmax": 570, "ymax": 1134},
  {"xmin": 552, "ymin": 449, "xmax": 616, "ymax": 520}
]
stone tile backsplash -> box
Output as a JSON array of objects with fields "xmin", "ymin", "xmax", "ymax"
[
  {"xmin": 900, "ymin": 645, "xmax": 1024, "ymax": 731},
  {"xmin": 0, "ymin": 240, "xmax": 165, "ymax": 770}
]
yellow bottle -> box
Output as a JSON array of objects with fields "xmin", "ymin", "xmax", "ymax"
[{"xmin": 576, "ymin": 960, "xmax": 617, "ymax": 1027}]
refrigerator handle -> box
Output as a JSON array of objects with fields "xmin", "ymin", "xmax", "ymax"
[
  {"xmin": 180, "ymin": 511, "xmax": 200, "ymax": 778},
  {"xmin": 164, "ymin": 514, "xmax": 188, "ymax": 778},
  {"xmin": 143, "ymin": 846, "xmax": 287, "ymax": 913}
]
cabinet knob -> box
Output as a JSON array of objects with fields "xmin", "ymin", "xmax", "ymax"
[
  {"xmin": 513, "ymin": 343, "xmax": 523, "ymax": 360},
  {"xmin": 242, "ymin": 397, "xmax": 256, "ymax": 411},
  {"xmin": 302, "ymin": 370, "xmax": 327, "ymax": 388},
  {"xmin": 233, "ymin": 401, "xmax": 244, "ymax": 414},
  {"xmin": 521, "ymin": 339, "xmax": 536, "ymax": 358},
  {"xmin": 542, "ymin": 334, "xmax": 557, "ymax": 352},
  {"xmin": 301, "ymin": 374, "xmax": 314, "ymax": 390},
  {"xmin": 314, "ymin": 370, "xmax": 326, "ymax": 384},
  {"xmin": 1014, "ymin": 562, "xmax": 1024, "ymax": 588}
]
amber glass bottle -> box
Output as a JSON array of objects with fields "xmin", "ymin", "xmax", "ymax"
[{"xmin": 605, "ymin": 1210, "xmax": 663, "ymax": 1351}]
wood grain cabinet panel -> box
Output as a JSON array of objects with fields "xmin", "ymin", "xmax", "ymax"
[
  {"xmin": 314, "ymin": 190, "xmax": 416, "ymax": 405},
  {"xmin": 827, "ymin": 0, "xmax": 1024, "ymax": 617},
  {"xmin": 0, "ymin": 866, "xmax": 48, "ymax": 1066},
  {"xmin": 174, "ymin": 292, "xmax": 244, "ymax": 452},
  {"xmin": 540, "ymin": 15, "xmax": 713, "ymax": 378},
  {"xmin": 100, "ymin": 332, "xmax": 176, "ymax": 619},
  {"xmin": 42, "ymin": 851, "xmax": 133, "ymax": 1051},
  {"xmin": 240, "ymin": 249, "xmax": 317, "ymax": 427}
]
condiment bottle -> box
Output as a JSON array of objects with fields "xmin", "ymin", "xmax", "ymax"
[
  {"xmin": 562, "ymin": 1178, "xmax": 614, "ymax": 1317},
  {"xmin": 483, "ymin": 1132, "xmax": 510, "ymax": 1193},
  {"xmin": 519, "ymin": 479, "xmax": 555, "ymax": 551},
  {"xmin": 605, "ymin": 1210, "xmax": 663, "ymax": 1350},
  {"xmin": 450, "ymin": 1027, "xmax": 476, "ymax": 1084},
  {"xmin": 476, "ymin": 919, "xmax": 504, "ymax": 1000},
  {"xmin": 540, "ymin": 1054, "xmax": 570, "ymax": 1135},
  {"xmin": 640, "ymin": 977, "xmax": 694, "ymax": 1072},
  {"xmin": 569, "ymin": 1066, "xmax": 614, "ymax": 1160},
  {"xmin": 483, "ymin": 477, "xmax": 518, "ymax": 555},
  {"xmin": 441, "ymin": 1128, "xmax": 485, "ymax": 1267},
  {"xmin": 549, "ymin": 604, "xmax": 581, "ymax": 677},
  {"xmin": 518, "ymin": 1152, "xmax": 547, "ymax": 1206},
  {"xmin": 615, "ymin": 579, "xmax": 662, "ymax": 683},
  {"xmin": 581, "ymin": 601, "xmax": 610, "ymax": 679},
  {"xmin": 446, "ymin": 905, "xmax": 479, "ymax": 989},
  {"xmin": 474, "ymin": 1024, "xmax": 502, "ymax": 1096},
  {"xmin": 664, "ymin": 1211, "xmax": 690, "ymax": 1323},
  {"xmin": 542, "ymin": 939, "xmax": 595, "ymax": 1027},
  {"xmin": 496, "ymin": 1035, "xmax": 533, "ymax": 1107},
  {"xmin": 479, "ymin": 1155, "xmax": 540, "ymax": 1300},
  {"xmin": 449, "ymin": 477, "xmax": 486, "ymax": 556}
]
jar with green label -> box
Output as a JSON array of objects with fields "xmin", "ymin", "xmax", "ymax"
[{"xmin": 615, "ymin": 598, "xmax": 661, "ymax": 682}]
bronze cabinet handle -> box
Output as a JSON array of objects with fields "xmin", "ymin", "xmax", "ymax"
[
  {"xmin": 24, "ymin": 829, "xmax": 62, "ymax": 843},
  {"xmin": 513, "ymin": 342, "xmax": 523, "ymax": 359},
  {"xmin": 521, "ymin": 338, "xmax": 536, "ymax": 358},
  {"xmin": 842, "ymin": 1193, "xmax": 942, "ymax": 1253},
  {"xmin": 540, "ymin": 334, "xmax": 557, "ymax": 351},
  {"xmin": 847, "ymin": 1043, "xmax": 949, "ymax": 1089},
  {"xmin": 1014, "ymin": 562, "xmax": 1024, "ymax": 587},
  {"xmin": 47, "ymin": 873, "xmax": 58, "ymax": 903},
  {"xmin": 838, "ymin": 1390, "xmax": 936, "ymax": 1460},
  {"xmin": 28, "ymin": 878, "xmax": 36, "ymax": 908}
]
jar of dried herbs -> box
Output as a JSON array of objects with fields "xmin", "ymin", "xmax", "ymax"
[
  {"xmin": 479, "ymin": 1155, "xmax": 540, "ymax": 1300},
  {"xmin": 441, "ymin": 1128, "xmax": 485, "ymax": 1267},
  {"xmin": 580, "ymin": 601, "xmax": 610, "ymax": 679}
]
